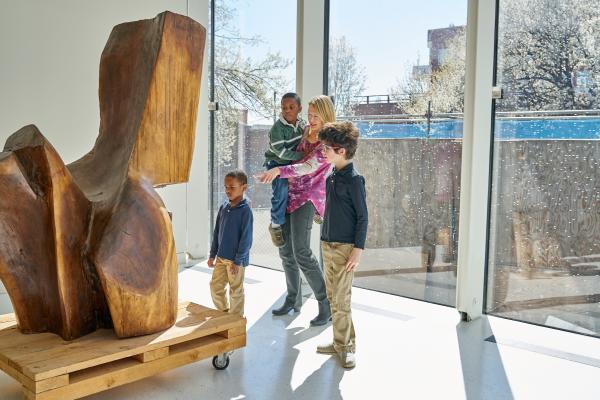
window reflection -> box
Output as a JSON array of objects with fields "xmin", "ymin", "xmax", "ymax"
[
  {"xmin": 330, "ymin": 0, "xmax": 467, "ymax": 306},
  {"xmin": 487, "ymin": 0, "xmax": 600, "ymax": 336},
  {"xmin": 212, "ymin": 0, "xmax": 296, "ymax": 270}
]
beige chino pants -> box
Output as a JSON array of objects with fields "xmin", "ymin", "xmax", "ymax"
[
  {"xmin": 210, "ymin": 257, "xmax": 245, "ymax": 317},
  {"xmin": 321, "ymin": 241, "xmax": 356, "ymax": 353}
]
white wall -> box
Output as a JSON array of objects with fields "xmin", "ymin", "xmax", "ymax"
[{"xmin": 0, "ymin": 0, "xmax": 210, "ymax": 264}]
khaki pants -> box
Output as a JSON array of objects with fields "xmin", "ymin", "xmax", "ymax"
[
  {"xmin": 210, "ymin": 257, "xmax": 245, "ymax": 317},
  {"xmin": 321, "ymin": 241, "xmax": 356, "ymax": 353}
]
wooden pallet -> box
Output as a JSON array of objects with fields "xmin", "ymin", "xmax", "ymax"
[{"xmin": 0, "ymin": 302, "xmax": 246, "ymax": 399}]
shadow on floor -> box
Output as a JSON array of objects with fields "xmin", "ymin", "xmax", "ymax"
[
  {"xmin": 210, "ymin": 293, "xmax": 346, "ymax": 400},
  {"xmin": 456, "ymin": 317, "xmax": 514, "ymax": 400}
]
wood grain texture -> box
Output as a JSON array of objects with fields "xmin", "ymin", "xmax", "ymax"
[
  {"xmin": 94, "ymin": 174, "xmax": 177, "ymax": 337},
  {"xmin": 131, "ymin": 12, "xmax": 204, "ymax": 185},
  {"xmin": 0, "ymin": 303, "xmax": 245, "ymax": 399},
  {"xmin": 0, "ymin": 126, "xmax": 98, "ymax": 340},
  {"xmin": 0, "ymin": 12, "xmax": 206, "ymax": 340}
]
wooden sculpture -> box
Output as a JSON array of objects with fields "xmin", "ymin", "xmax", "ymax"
[{"xmin": 0, "ymin": 11, "xmax": 205, "ymax": 340}]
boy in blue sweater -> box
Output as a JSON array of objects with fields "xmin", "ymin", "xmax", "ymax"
[
  {"xmin": 208, "ymin": 170, "xmax": 253, "ymax": 317},
  {"xmin": 317, "ymin": 122, "xmax": 368, "ymax": 369}
]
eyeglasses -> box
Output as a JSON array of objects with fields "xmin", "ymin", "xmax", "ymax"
[{"xmin": 321, "ymin": 144, "xmax": 341, "ymax": 152}]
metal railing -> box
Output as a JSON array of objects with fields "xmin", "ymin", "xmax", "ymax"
[
  {"xmin": 352, "ymin": 94, "xmax": 393, "ymax": 104},
  {"xmin": 339, "ymin": 109, "xmax": 600, "ymax": 123}
]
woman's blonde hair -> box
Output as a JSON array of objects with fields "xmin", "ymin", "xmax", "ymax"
[{"xmin": 308, "ymin": 95, "xmax": 336, "ymax": 124}]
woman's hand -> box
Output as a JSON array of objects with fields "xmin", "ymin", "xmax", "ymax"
[
  {"xmin": 345, "ymin": 248, "xmax": 363, "ymax": 272},
  {"xmin": 255, "ymin": 167, "xmax": 281, "ymax": 184},
  {"xmin": 207, "ymin": 258, "xmax": 215, "ymax": 268}
]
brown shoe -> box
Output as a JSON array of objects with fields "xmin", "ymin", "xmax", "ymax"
[
  {"xmin": 269, "ymin": 224, "xmax": 285, "ymax": 247},
  {"xmin": 316, "ymin": 342, "xmax": 336, "ymax": 354}
]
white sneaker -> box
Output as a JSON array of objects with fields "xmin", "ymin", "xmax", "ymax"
[{"xmin": 339, "ymin": 352, "xmax": 356, "ymax": 369}]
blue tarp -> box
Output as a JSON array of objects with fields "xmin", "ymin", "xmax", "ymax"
[{"xmin": 355, "ymin": 118, "xmax": 600, "ymax": 140}]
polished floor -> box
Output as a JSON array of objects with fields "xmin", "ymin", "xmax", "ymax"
[{"xmin": 0, "ymin": 263, "xmax": 599, "ymax": 399}]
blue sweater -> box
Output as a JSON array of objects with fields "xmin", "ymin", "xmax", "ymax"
[{"xmin": 209, "ymin": 199, "xmax": 253, "ymax": 266}]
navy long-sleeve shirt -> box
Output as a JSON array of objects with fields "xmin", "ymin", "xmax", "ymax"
[
  {"xmin": 210, "ymin": 198, "xmax": 253, "ymax": 266},
  {"xmin": 321, "ymin": 163, "xmax": 369, "ymax": 249}
]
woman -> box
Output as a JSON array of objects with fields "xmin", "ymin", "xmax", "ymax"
[{"xmin": 258, "ymin": 95, "xmax": 335, "ymax": 326}]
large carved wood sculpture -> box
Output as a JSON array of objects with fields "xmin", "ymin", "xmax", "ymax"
[{"xmin": 0, "ymin": 12, "xmax": 205, "ymax": 340}]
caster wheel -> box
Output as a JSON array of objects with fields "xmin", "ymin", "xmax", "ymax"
[
  {"xmin": 212, "ymin": 354, "xmax": 230, "ymax": 370},
  {"xmin": 459, "ymin": 311, "xmax": 471, "ymax": 322}
]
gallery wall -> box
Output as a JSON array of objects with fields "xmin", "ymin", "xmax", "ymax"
[{"xmin": 0, "ymin": 0, "xmax": 211, "ymax": 272}]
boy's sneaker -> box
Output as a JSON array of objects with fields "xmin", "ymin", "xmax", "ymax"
[
  {"xmin": 339, "ymin": 352, "xmax": 356, "ymax": 369},
  {"xmin": 269, "ymin": 224, "xmax": 285, "ymax": 247},
  {"xmin": 316, "ymin": 342, "xmax": 336, "ymax": 354},
  {"xmin": 313, "ymin": 214, "xmax": 322, "ymax": 224}
]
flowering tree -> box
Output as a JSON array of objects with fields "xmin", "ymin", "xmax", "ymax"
[
  {"xmin": 214, "ymin": 2, "xmax": 291, "ymax": 165},
  {"xmin": 394, "ymin": 0, "xmax": 600, "ymax": 115},
  {"xmin": 497, "ymin": 0, "xmax": 600, "ymax": 111}
]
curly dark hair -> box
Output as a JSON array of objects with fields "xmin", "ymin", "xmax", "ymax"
[
  {"xmin": 225, "ymin": 169, "xmax": 248, "ymax": 185},
  {"xmin": 281, "ymin": 92, "xmax": 302, "ymax": 106},
  {"xmin": 318, "ymin": 121, "xmax": 360, "ymax": 159}
]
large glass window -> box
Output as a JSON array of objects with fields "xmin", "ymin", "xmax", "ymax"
[
  {"xmin": 487, "ymin": 0, "xmax": 600, "ymax": 336},
  {"xmin": 212, "ymin": 0, "xmax": 296, "ymax": 269},
  {"xmin": 328, "ymin": 0, "xmax": 467, "ymax": 306}
]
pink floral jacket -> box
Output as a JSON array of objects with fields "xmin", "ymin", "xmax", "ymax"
[{"xmin": 278, "ymin": 137, "xmax": 332, "ymax": 217}]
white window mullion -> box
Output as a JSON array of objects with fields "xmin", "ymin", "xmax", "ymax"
[
  {"xmin": 186, "ymin": 0, "xmax": 211, "ymax": 259},
  {"xmin": 296, "ymin": 0, "xmax": 325, "ymax": 105},
  {"xmin": 455, "ymin": 0, "xmax": 497, "ymax": 320},
  {"xmin": 297, "ymin": 0, "xmax": 326, "ymax": 282}
]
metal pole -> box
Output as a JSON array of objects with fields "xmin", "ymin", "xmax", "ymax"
[
  {"xmin": 322, "ymin": 0, "xmax": 330, "ymax": 95},
  {"xmin": 427, "ymin": 100, "xmax": 432, "ymax": 138},
  {"xmin": 209, "ymin": 0, "xmax": 216, "ymax": 229}
]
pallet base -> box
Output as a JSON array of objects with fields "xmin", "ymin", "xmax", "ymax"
[{"xmin": 0, "ymin": 302, "xmax": 246, "ymax": 399}]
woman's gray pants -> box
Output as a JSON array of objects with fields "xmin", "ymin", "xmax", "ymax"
[{"xmin": 278, "ymin": 202, "xmax": 327, "ymax": 307}]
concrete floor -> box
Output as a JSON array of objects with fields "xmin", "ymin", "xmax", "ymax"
[{"xmin": 1, "ymin": 263, "xmax": 600, "ymax": 399}]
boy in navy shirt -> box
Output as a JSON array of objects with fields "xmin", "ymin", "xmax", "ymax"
[
  {"xmin": 208, "ymin": 170, "xmax": 253, "ymax": 317},
  {"xmin": 317, "ymin": 122, "xmax": 368, "ymax": 369}
]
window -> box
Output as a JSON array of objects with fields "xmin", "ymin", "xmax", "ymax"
[
  {"xmin": 328, "ymin": 0, "xmax": 467, "ymax": 306},
  {"xmin": 487, "ymin": 0, "xmax": 600, "ymax": 336},
  {"xmin": 212, "ymin": 0, "xmax": 296, "ymax": 269}
]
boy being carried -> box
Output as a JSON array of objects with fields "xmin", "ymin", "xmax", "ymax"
[
  {"xmin": 317, "ymin": 122, "xmax": 368, "ymax": 369},
  {"xmin": 264, "ymin": 92, "xmax": 305, "ymax": 247}
]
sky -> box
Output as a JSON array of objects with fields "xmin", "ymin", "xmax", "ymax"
[
  {"xmin": 229, "ymin": 0, "xmax": 467, "ymax": 95},
  {"xmin": 220, "ymin": 0, "xmax": 467, "ymax": 124},
  {"xmin": 328, "ymin": 0, "xmax": 467, "ymax": 94}
]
